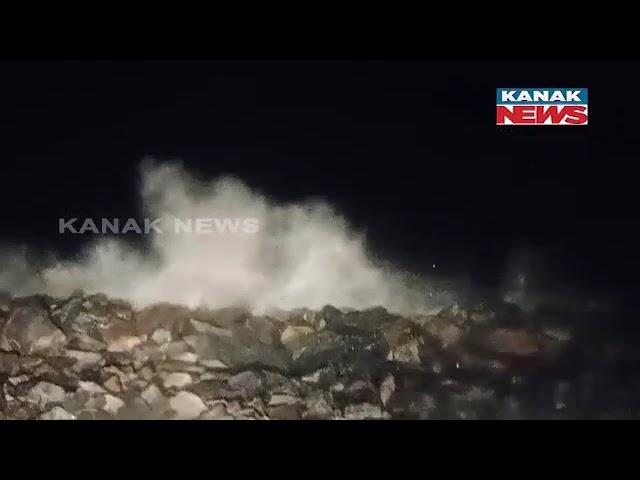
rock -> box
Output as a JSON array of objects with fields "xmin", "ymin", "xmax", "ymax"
[
  {"xmin": 301, "ymin": 366, "xmax": 337, "ymax": 388},
  {"xmin": 141, "ymin": 384, "xmax": 165, "ymax": 405},
  {"xmin": 27, "ymin": 382, "xmax": 66, "ymax": 409},
  {"xmin": 342, "ymin": 380, "xmax": 378, "ymax": 404},
  {"xmin": 40, "ymin": 406, "xmax": 76, "ymax": 420},
  {"xmin": 268, "ymin": 394, "xmax": 301, "ymax": 406},
  {"xmin": 245, "ymin": 316, "xmax": 280, "ymax": 346},
  {"xmin": 163, "ymin": 372, "xmax": 193, "ymax": 389},
  {"xmin": 190, "ymin": 379, "xmax": 224, "ymax": 401},
  {"xmin": 199, "ymin": 359, "xmax": 229, "ymax": 370},
  {"xmin": 343, "ymin": 403, "xmax": 390, "ymax": 420},
  {"xmin": 101, "ymin": 394, "xmax": 125, "ymax": 415},
  {"xmin": 280, "ymin": 325, "xmax": 315, "ymax": 351},
  {"xmin": 107, "ymin": 336, "xmax": 142, "ymax": 352},
  {"xmin": 103, "ymin": 376, "xmax": 122, "ymax": 393},
  {"xmin": 169, "ymin": 391, "xmax": 207, "ymax": 420},
  {"xmin": 200, "ymin": 402, "xmax": 233, "ymax": 420},
  {"xmin": 0, "ymin": 307, "xmax": 67, "ymax": 355},
  {"xmin": 156, "ymin": 361, "xmax": 204, "ymax": 374},
  {"xmin": 422, "ymin": 314, "xmax": 465, "ymax": 348},
  {"xmin": 65, "ymin": 350, "xmax": 104, "ymax": 372},
  {"xmin": 0, "ymin": 352, "xmax": 43, "ymax": 376},
  {"xmin": 380, "ymin": 374, "xmax": 395, "ymax": 407},
  {"xmin": 139, "ymin": 366, "xmax": 155, "ymax": 381},
  {"xmin": 116, "ymin": 398, "xmax": 156, "ymax": 420},
  {"xmin": 476, "ymin": 328, "xmax": 541, "ymax": 356},
  {"xmin": 386, "ymin": 338, "xmax": 422, "ymax": 364},
  {"xmin": 303, "ymin": 391, "xmax": 335, "ymax": 420},
  {"xmin": 192, "ymin": 306, "xmax": 250, "ymax": 327},
  {"xmin": 187, "ymin": 331, "xmax": 290, "ymax": 372},
  {"xmin": 78, "ymin": 381, "xmax": 106, "ymax": 395},
  {"xmin": 263, "ymin": 371, "xmax": 301, "ymax": 396},
  {"xmin": 136, "ymin": 303, "xmax": 192, "ymax": 336},
  {"xmin": 160, "ymin": 340, "xmax": 191, "ymax": 357},
  {"xmin": 151, "ymin": 328, "xmax": 172, "ymax": 345},
  {"xmin": 292, "ymin": 330, "xmax": 385, "ymax": 374},
  {"xmin": 225, "ymin": 371, "xmax": 264, "ymax": 400},
  {"xmin": 268, "ymin": 404, "xmax": 301, "ymax": 420},
  {"xmin": 388, "ymin": 391, "xmax": 436, "ymax": 419},
  {"xmin": 326, "ymin": 306, "xmax": 396, "ymax": 333},
  {"xmin": 8, "ymin": 375, "xmax": 29, "ymax": 386},
  {"xmin": 171, "ymin": 352, "xmax": 198, "ymax": 363},
  {"xmin": 49, "ymin": 297, "xmax": 126, "ymax": 351}
]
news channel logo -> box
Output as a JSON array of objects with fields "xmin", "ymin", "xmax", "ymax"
[{"xmin": 496, "ymin": 88, "xmax": 588, "ymax": 125}]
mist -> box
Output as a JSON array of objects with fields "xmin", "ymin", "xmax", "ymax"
[{"xmin": 0, "ymin": 159, "xmax": 457, "ymax": 315}]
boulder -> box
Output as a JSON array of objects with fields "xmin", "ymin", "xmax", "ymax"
[
  {"xmin": 26, "ymin": 381, "xmax": 66, "ymax": 409},
  {"xmin": 40, "ymin": 406, "xmax": 76, "ymax": 420},
  {"xmin": 169, "ymin": 391, "xmax": 207, "ymax": 420},
  {"xmin": 0, "ymin": 307, "xmax": 67, "ymax": 355}
]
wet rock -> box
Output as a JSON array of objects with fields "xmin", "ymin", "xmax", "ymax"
[
  {"xmin": 344, "ymin": 403, "xmax": 390, "ymax": 420},
  {"xmin": 303, "ymin": 391, "xmax": 335, "ymax": 420},
  {"xmin": 342, "ymin": 380, "xmax": 378, "ymax": 404},
  {"xmin": 280, "ymin": 325, "xmax": 315, "ymax": 351},
  {"xmin": 380, "ymin": 374, "xmax": 395, "ymax": 407},
  {"xmin": 268, "ymin": 404, "xmax": 301, "ymax": 420},
  {"xmin": 475, "ymin": 328, "xmax": 541, "ymax": 356},
  {"xmin": 246, "ymin": 316, "xmax": 281, "ymax": 346},
  {"xmin": 1, "ymin": 307, "xmax": 67, "ymax": 355},
  {"xmin": 40, "ymin": 406, "xmax": 76, "ymax": 420},
  {"xmin": 292, "ymin": 330, "xmax": 385, "ymax": 375},
  {"xmin": 268, "ymin": 394, "xmax": 302, "ymax": 406},
  {"xmin": 263, "ymin": 371, "xmax": 301, "ymax": 396},
  {"xmin": 193, "ymin": 306, "xmax": 251, "ymax": 328},
  {"xmin": 199, "ymin": 359, "xmax": 229, "ymax": 370},
  {"xmin": 104, "ymin": 351, "xmax": 134, "ymax": 367},
  {"xmin": 78, "ymin": 381, "xmax": 106, "ymax": 395},
  {"xmin": 200, "ymin": 402, "xmax": 233, "ymax": 420},
  {"xmin": 65, "ymin": 350, "xmax": 104, "ymax": 373},
  {"xmin": 387, "ymin": 337, "xmax": 422, "ymax": 364},
  {"xmin": 301, "ymin": 366, "xmax": 338, "ymax": 388},
  {"xmin": 190, "ymin": 379, "xmax": 224, "ymax": 401},
  {"xmin": 186, "ymin": 329, "xmax": 290, "ymax": 372},
  {"xmin": 103, "ymin": 376, "xmax": 122, "ymax": 393},
  {"xmin": 26, "ymin": 381, "xmax": 66, "ymax": 409},
  {"xmin": 50, "ymin": 298, "xmax": 126, "ymax": 351},
  {"xmin": 388, "ymin": 391, "xmax": 436, "ymax": 419},
  {"xmin": 136, "ymin": 303, "xmax": 193, "ymax": 336},
  {"xmin": 169, "ymin": 391, "xmax": 207, "ymax": 420},
  {"xmin": 0, "ymin": 352, "xmax": 43, "ymax": 376},
  {"xmin": 101, "ymin": 394, "xmax": 125, "ymax": 416},
  {"xmin": 163, "ymin": 372, "xmax": 193, "ymax": 389},
  {"xmin": 326, "ymin": 306, "xmax": 396, "ymax": 334},
  {"xmin": 139, "ymin": 366, "xmax": 155, "ymax": 381},
  {"xmin": 225, "ymin": 371, "xmax": 265, "ymax": 400},
  {"xmin": 151, "ymin": 328, "xmax": 172, "ymax": 345},
  {"xmin": 422, "ymin": 316, "xmax": 465, "ymax": 348},
  {"xmin": 107, "ymin": 336, "xmax": 142, "ymax": 353},
  {"xmin": 115, "ymin": 397, "xmax": 156, "ymax": 420},
  {"xmin": 140, "ymin": 384, "xmax": 165, "ymax": 405}
]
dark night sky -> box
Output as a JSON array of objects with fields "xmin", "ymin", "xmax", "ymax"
[{"xmin": 0, "ymin": 60, "xmax": 638, "ymax": 296}]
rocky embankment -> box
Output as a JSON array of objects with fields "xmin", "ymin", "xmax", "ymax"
[{"xmin": 0, "ymin": 292, "xmax": 637, "ymax": 419}]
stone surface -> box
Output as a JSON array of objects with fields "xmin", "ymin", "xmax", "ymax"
[
  {"xmin": 27, "ymin": 382, "xmax": 66, "ymax": 409},
  {"xmin": 40, "ymin": 406, "xmax": 76, "ymax": 420},
  {"xmin": 163, "ymin": 372, "xmax": 193, "ymax": 389},
  {"xmin": 1, "ymin": 307, "xmax": 67, "ymax": 355},
  {"xmin": 0, "ymin": 294, "xmax": 628, "ymax": 420},
  {"xmin": 169, "ymin": 391, "xmax": 207, "ymax": 420}
]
